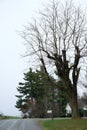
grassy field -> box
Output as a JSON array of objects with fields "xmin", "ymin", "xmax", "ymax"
[
  {"xmin": 4, "ymin": 116, "xmax": 21, "ymax": 119},
  {"xmin": 0, "ymin": 115, "xmax": 21, "ymax": 120},
  {"xmin": 41, "ymin": 119, "xmax": 87, "ymax": 130}
]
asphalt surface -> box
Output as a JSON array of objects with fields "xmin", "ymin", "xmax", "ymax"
[{"xmin": 0, "ymin": 119, "xmax": 43, "ymax": 130}]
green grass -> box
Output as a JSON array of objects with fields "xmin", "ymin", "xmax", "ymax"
[
  {"xmin": 0, "ymin": 115, "xmax": 21, "ymax": 120},
  {"xmin": 4, "ymin": 116, "xmax": 21, "ymax": 119},
  {"xmin": 41, "ymin": 119, "xmax": 87, "ymax": 130}
]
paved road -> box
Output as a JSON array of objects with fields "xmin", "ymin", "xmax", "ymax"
[{"xmin": 0, "ymin": 119, "xmax": 43, "ymax": 130}]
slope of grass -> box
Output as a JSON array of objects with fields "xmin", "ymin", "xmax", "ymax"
[
  {"xmin": 41, "ymin": 119, "xmax": 87, "ymax": 130},
  {"xmin": 0, "ymin": 115, "xmax": 21, "ymax": 120},
  {"xmin": 4, "ymin": 116, "xmax": 21, "ymax": 119}
]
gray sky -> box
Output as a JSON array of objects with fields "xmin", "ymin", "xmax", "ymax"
[{"xmin": 0, "ymin": 0, "xmax": 87, "ymax": 116}]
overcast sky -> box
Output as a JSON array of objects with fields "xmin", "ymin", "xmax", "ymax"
[{"xmin": 0, "ymin": 0, "xmax": 87, "ymax": 116}]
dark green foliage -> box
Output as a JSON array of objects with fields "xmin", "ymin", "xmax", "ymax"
[
  {"xmin": 79, "ymin": 109, "xmax": 87, "ymax": 117},
  {"xmin": 58, "ymin": 90, "xmax": 68, "ymax": 117},
  {"xmin": 16, "ymin": 68, "xmax": 68, "ymax": 118},
  {"xmin": 16, "ymin": 68, "xmax": 47, "ymax": 99},
  {"xmin": 16, "ymin": 68, "xmax": 49, "ymax": 117},
  {"xmin": 57, "ymin": 80, "xmax": 68, "ymax": 116}
]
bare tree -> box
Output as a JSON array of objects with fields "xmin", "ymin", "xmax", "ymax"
[{"xmin": 21, "ymin": 0, "xmax": 87, "ymax": 118}]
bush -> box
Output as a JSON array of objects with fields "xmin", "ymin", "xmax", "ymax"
[
  {"xmin": 79, "ymin": 109, "xmax": 84, "ymax": 117},
  {"xmin": 0, "ymin": 113, "xmax": 5, "ymax": 119},
  {"xmin": 79, "ymin": 109, "xmax": 87, "ymax": 117}
]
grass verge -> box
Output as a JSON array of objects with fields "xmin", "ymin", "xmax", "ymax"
[
  {"xmin": 40, "ymin": 119, "xmax": 87, "ymax": 130},
  {"xmin": 0, "ymin": 115, "xmax": 21, "ymax": 120},
  {"xmin": 4, "ymin": 116, "xmax": 21, "ymax": 119}
]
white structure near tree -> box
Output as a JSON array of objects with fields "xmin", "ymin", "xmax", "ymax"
[
  {"xmin": 66, "ymin": 100, "xmax": 87, "ymax": 116},
  {"xmin": 66, "ymin": 104, "xmax": 72, "ymax": 115}
]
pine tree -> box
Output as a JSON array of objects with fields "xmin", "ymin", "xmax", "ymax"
[
  {"xmin": 16, "ymin": 68, "xmax": 49, "ymax": 117},
  {"xmin": 16, "ymin": 68, "xmax": 68, "ymax": 118}
]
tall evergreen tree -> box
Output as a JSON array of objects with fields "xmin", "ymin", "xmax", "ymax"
[
  {"xmin": 16, "ymin": 68, "xmax": 49, "ymax": 117},
  {"xmin": 16, "ymin": 68, "xmax": 68, "ymax": 118}
]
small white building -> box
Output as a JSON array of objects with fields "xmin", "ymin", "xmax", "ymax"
[
  {"xmin": 65, "ymin": 103, "xmax": 72, "ymax": 115},
  {"xmin": 65, "ymin": 100, "xmax": 87, "ymax": 116}
]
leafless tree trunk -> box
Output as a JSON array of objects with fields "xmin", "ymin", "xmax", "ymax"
[{"xmin": 21, "ymin": 0, "xmax": 87, "ymax": 118}]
